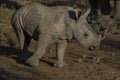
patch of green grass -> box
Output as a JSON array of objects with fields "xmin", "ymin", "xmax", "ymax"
[
  {"xmin": 75, "ymin": 55, "xmax": 86, "ymax": 62},
  {"xmin": 108, "ymin": 18, "xmax": 120, "ymax": 34},
  {"xmin": 47, "ymin": 47, "xmax": 56, "ymax": 53},
  {"xmin": 93, "ymin": 57, "xmax": 102, "ymax": 64},
  {"xmin": 91, "ymin": 24, "xmax": 99, "ymax": 33}
]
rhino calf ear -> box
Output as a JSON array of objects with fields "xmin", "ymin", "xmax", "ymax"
[
  {"xmin": 82, "ymin": 8, "xmax": 90, "ymax": 19},
  {"xmin": 75, "ymin": 9, "xmax": 81, "ymax": 19},
  {"xmin": 68, "ymin": 9, "xmax": 81, "ymax": 21}
]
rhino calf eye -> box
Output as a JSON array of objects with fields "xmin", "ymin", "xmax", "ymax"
[{"xmin": 84, "ymin": 33, "xmax": 89, "ymax": 37}]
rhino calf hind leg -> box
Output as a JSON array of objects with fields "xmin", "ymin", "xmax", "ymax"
[
  {"xmin": 22, "ymin": 32, "xmax": 31, "ymax": 52},
  {"xmin": 20, "ymin": 32, "xmax": 32, "ymax": 61},
  {"xmin": 26, "ymin": 34, "xmax": 52, "ymax": 67},
  {"xmin": 54, "ymin": 40, "xmax": 68, "ymax": 68}
]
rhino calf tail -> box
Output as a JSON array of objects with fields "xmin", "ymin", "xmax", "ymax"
[{"xmin": 11, "ymin": 14, "xmax": 25, "ymax": 50}]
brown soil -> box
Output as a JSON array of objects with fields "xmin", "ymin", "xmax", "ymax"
[{"xmin": 0, "ymin": 1, "xmax": 120, "ymax": 80}]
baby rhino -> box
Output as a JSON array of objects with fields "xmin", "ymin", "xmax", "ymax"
[{"xmin": 11, "ymin": 3, "xmax": 104, "ymax": 67}]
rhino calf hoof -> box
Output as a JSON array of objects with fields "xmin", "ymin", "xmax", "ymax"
[
  {"xmin": 26, "ymin": 58, "xmax": 39, "ymax": 67},
  {"xmin": 54, "ymin": 62, "xmax": 67, "ymax": 68}
]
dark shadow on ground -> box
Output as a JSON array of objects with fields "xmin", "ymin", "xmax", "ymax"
[
  {"xmin": 0, "ymin": 46, "xmax": 53, "ymax": 67},
  {"xmin": 0, "ymin": 46, "xmax": 26, "ymax": 64},
  {"xmin": 0, "ymin": 46, "xmax": 51, "ymax": 80},
  {"xmin": 100, "ymin": 37, "xmax": 120, "ymax": 51},
  {"xmin": 0, "ymin": 46, "xmax": 21, "ymax": 57},
  {"xmin": 0, "ymin": 70, "xmax": 50, "ymax": 80},
  {"xmin": 100, "ymin": 36, "xmax": 120, "ymax": 70},
  {"xmin": 0, "ymin": 63, "xmax": 51, "ymax": 80},
  {"xmin": 0, "ymin": 46, "xmax": 33, "ymax": 65}
]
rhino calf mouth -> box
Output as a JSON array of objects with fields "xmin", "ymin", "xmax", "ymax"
[{"xmin": 89, "ymin": 46, "xmax": 96, "ymax": 50}]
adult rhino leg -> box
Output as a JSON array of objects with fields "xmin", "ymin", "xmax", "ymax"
[
  {"xmin": 87, "ymin": 0, "xmax": 99, "ymax": 24},
  {"xmin": 98, "ymin": 0, "xmax": 112, "ymax": 32},
  {"xmin": 115, "ymin": 1, "xmax": 120, "ymax": 18},
  {"xmin": 54, "ymin": 40, "xmax": 68, "ymax": 68},
  {"xmin": 26, "ymin": 34, "xmax": 52, "ymax": 67}
]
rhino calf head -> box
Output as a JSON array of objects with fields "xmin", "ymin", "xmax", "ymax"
[
  {"xmin": 11, "ymin": 3, "xmax": 104, "ymax": 68},
  {"xmin": 66, "ymin": 9, "xmax": 104, "ymax": 50}
]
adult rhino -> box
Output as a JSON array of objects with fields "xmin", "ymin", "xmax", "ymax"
[{"xmin": 11, "ymin": 3, "xmax": 104, "ymax": 67}]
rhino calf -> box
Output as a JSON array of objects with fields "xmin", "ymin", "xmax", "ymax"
[{"xmin": 11, "ymin": 3, "xmax": 104, "ymax": 67}]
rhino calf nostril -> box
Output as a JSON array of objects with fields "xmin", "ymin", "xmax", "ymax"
[{"xmin": 89, "ymin": 46, "xmax": 96, "ymax": 50}]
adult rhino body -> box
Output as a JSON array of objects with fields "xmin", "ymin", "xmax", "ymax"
[{"xmin": 11, "ymin": 3, "xmax": 103, "ymax": 67}]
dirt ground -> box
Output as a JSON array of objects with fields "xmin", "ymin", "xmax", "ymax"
[{"xmin": 0, "ymin": 1, "xmax": 120, "ymax": 80}]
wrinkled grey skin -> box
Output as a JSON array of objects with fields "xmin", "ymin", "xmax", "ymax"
[{"xmin": 11, "ymin": 3, "xmax": 103, "ymax": 67}]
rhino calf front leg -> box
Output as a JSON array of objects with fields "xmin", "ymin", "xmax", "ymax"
[
  {"xmin": 26, "ymin": 34, "xmax": 52, "ymax": 67},
  {"xmin": 54, "ymin": 40, "xmax": 68, "ymax": 68}
]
